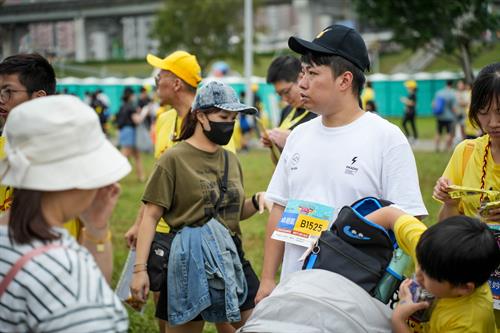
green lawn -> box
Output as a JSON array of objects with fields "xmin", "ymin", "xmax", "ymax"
[
  {"xmin": 109, "ymin": 141, "xmax": 451, "ymax": 332},
  {"xmin": 387, "ymin": 116, "xmax": 437, "ymax": 140},
  {"xmin": 424, "ymin": 43, "xmax": 500, "ymax": 73},
  {"xmin": 377, "ymin": 49, "xmax": 414, "ymax": 74}
]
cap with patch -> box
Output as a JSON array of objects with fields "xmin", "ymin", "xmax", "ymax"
[{"xmin": 288, "ymin": 24, "xmax": 370, "ymax": 72}]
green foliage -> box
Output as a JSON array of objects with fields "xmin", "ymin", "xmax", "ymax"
[
  {"xmin": 153, "ymin": 0, "xmax": 245, "ymax": 68},
  {"xmin": 425, "ymin": 42, "xmax": 500, "ymax": 72},
  {"xmin": 353, "ymin": 0, "xmax": 500, "ymax": 81},
  {"xmin": 355, "ymin": 0, "xmax": 497, "ymax": 52}
]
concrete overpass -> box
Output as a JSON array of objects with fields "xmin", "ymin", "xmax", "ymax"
[
  {"xmin": 0, "ymin": 0, "xmax": 165, "ymax": 61},
  {"xmin": 0, "ymin": 0, "xmax": 163, "ymax": 24},
  {"xmin": 0, "ymin": 0, "xmax": 354, "ymax": 61}
]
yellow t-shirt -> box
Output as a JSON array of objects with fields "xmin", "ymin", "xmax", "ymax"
[
  {"xmin": 153, "ymin": 108, "xmax": 237, "ymax": 233},
  {"xmin": 395, "ymin": 215, "xmax": 497, "ymax": 333},
  {"xmin": 0, "ymin": 137, "xmax": 14, "ymax": 212},
  {"xmin": 0, "ymin": 136, "xmax": 81, "ymax": 238},
  {"xmin": 154, "ymin": 108, "xmax": 178, "ymax": 159},
  {"xmin": 443, "ymin": 135, "xmax": 500, "ymax": 219},
  {"xmin": 361, "ymin": 87, "xmax": 375, "ymax": 110}
]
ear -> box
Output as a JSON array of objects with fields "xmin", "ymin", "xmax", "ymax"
[
  {"xmin": 454, "ymin": 282, "xmax": 476, "ymax": 296},
  {"xmin": 196, "ymin": 111, "xmax": 210, "ymax": 131},
  {"xmin": 173, "ymin": 78, "xmax": 183, "ymax": 92},
  {"xmin": 32, "ymin": 90, "xmax": 47, "ymax": 98},
  {"xmin": 337, "ymin": 71, "xmax": 353, "ymax": 93}
]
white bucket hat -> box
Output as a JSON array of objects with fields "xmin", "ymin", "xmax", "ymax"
[{"xmin": 0, "ymin": 95, "xmax": 131, "ymax": 191}]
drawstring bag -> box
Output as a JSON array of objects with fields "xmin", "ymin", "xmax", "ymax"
[{"xmin": 303, "ymin": 197, "xmax": 395, "ymax": 295}]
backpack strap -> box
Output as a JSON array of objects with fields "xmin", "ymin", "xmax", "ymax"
[
  {"xmin": 461, "ymin": 140, "xmax": 476, "ymax": 179},
  {"xmin": 213, "ymin": 150, "xmax": 229, "ymax": 219},
  {"xmin": 0, "ymin": 243, "xmax": 64, "ymax": 298}
]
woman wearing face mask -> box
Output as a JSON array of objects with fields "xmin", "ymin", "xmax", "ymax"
[{"xmin": 131, "ymin": 81, "xmax": 266, "ymax": 333}]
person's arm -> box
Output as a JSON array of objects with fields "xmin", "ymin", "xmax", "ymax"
[
  {"xmin": 433, "ymin": 176, "xmax": 460, "ymax": 221},
  {"xmin": 255, "ymin": 203, "xmax": 285, "ymax": 304},
  {"xmin": 130, "ymin": 203, "xmax": 164, "ymax": 303},
  {"xmin": 240, "ymin": 192, "xmax": 272, "ymax": 220},
  {"xmin": 400, "ymin": 96, "xmax": 415, "ymax": 107},
  {"xmin": 434, "ymin": 143, "xmax": 465, "ymax": 221},
  {"xmin": 364, "ymin": 206, "xmax": 407, "ymax": 231},
  {"xmin": 79, "ymin": 183, "xmax": 121, "ymax": 283},
  {"xmin": 124, "ymin": 203, "xmax": 146, "ymax": 248}
]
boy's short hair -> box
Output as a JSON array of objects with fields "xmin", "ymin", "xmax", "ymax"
[
  {"xmin": 266, "ymin": 55, "xmax": 302, "ymax": 84},
  {"xmin": 416, "ymin": 216, "xmax": 500, "ymax": 287},
  {"xmin": 0, "ymin": 53, "xmax": 56, "ymax": 95},
  {"xmin": 300, "ymin": 53, "xmax": 366, "ymax": 99}
]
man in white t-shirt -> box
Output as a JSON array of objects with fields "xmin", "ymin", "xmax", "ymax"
[{"xmin": 255, "ymin": 24, "xmax": 428, "ymax": 303}]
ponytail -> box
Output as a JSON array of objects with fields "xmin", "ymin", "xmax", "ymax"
[{"xmin": 174, "ymin": 108, "xmax": 197, "ymax": 141}]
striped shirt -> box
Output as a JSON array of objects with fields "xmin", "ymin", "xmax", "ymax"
[{"xmin": 0, "ymin": 226, "xmax": 128, "ymax": 332}]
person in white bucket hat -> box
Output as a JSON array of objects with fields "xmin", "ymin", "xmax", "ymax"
[{"xmin": 0, "ymin": 95, "xmax": 130, "ymax": 332}]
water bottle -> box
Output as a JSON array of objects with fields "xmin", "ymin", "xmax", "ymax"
[{"xmin": 374, "ymin": 248, "xmax": 412, "ymax": 304}]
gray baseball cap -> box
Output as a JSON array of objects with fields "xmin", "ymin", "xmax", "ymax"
[{"xmin": 191, "ymin": 81, "xmax": 258, "ymax": 115}]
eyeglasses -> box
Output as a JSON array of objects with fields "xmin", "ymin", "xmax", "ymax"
[
  {"xmin": 154, "ymin": 74, "xmax": 161, "ymax": 87},
  {"xmin": 154, "ymin": 72, "xmax": 175, "ymax": 87},
  {"xmin": 0, "ymin": 88, "xmax": 28, "ymax": 102},
  {"xmin": 276, "ymin": 83, "xmax": 295, "ymax": 98}
]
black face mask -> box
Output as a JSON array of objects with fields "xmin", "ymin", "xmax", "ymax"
[{"xmin": 203, "ymin": 120, "xmax": 235, "ymax": 145}]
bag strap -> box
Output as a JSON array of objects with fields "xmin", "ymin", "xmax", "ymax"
[
  {"xmin": 0, "ymin": 243, "xmax": 64, "ymax": 298},
  {"xmin": 462, "ymin": 140, "xmax": 475, "ymax": 179},
  {"xmin": 213, "ymin": 150, "xmax": 229, "ymax": 218}
]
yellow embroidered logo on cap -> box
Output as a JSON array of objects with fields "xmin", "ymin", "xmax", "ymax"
[{"xmin": 316, "ymin": 28, "xmax": 331, "ymax": 39}]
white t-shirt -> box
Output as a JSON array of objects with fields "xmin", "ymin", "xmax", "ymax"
[
  {"xmin": 266, "ymin": 112, "xmax": 428, "ymax": 279},
  {"xmin": 0, "ymin": 226, "xmax": 128, "ymax": 333}
]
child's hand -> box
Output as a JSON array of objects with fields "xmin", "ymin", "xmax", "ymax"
[
  {"xmin": 393, "ymin": 279, "xmax": 429, "ymax": 322},
  {"xmin": 483, "ymin": 206, "xmax": 500, "ymax": 223},
  {"xmin": 433, "ymin": 177, "xmax": 458, "ymax": 205}
]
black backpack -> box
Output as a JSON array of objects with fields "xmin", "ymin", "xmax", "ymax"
[{"xmin": 303, "ymin": 197, "xmax": 396, "ymax": 295}]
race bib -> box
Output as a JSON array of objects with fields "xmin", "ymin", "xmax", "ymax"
[{"xmin": 271, "ymin": 199, "xmax": 334, "ymax": 247}]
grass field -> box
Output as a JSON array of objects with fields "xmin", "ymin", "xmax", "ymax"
[
  {"xmin": 108, "ymin": 139, "xmax": 452, "ymax": 332},
  {"xmin": 424, "ymin": 43, "xmax": 500, "ymax": 73},
  {"xmin": 387, "ymin": 116, "xmax": 437, "ymax": 140}
]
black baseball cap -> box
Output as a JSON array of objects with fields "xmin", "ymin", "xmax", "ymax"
[{"xmin": 288, "ymin": 24, "xmax": 370, "ymax": 72}]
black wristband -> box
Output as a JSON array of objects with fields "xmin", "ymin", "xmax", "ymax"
[{"xmin": 251, "ymin": 193, "xmax": 259, "ymax": 211}]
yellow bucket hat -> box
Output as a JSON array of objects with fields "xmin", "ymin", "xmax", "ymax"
[{"xmin": 146, "ymin": 51, "xmax": 202, "ymax": 88}]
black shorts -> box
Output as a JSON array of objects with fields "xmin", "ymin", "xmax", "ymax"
[
  {"xmin": 437, "ymin": 119, "xmax": 453, "ymax": 134},
  {"xmin": 154, "ymin": 233, "xmax": 260, "ymax": 322}
]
